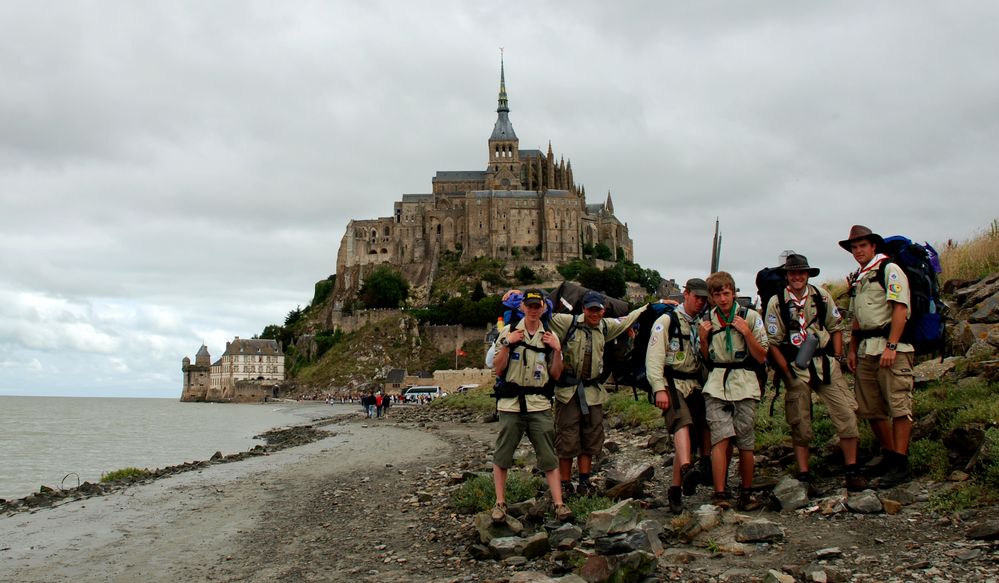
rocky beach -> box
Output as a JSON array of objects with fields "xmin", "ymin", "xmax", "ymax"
[{"xmin": 2, "ymin": 398, "xmax": 998, "ymax": 583}]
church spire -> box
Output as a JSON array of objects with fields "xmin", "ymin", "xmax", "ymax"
[{"xmin": 490, "ymin": 51, "xmax": 517, "ymax": 141}]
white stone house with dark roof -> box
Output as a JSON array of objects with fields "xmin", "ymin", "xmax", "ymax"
[{"xmin": 209, "ymin": 337, "xmax": 285, "ymax": 400}]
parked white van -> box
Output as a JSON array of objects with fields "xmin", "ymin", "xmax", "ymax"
[{"xmin": 403, "ymin": 385, "xmax": 443, "ymax": 402}]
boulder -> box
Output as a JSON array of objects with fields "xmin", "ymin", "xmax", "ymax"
[
  {"xmin": 474, "ymin": 511, "xmax": 524, "ymax": 544},
  {"xmin": 489, "ymin": 535, "xmax": 528, "ymax": 560},
  {"xmin": 846, "ymin": 490, "xmax": 882, "ymax": 514},
  {"xmin": 764, "ymin": 570, "xmax": 796, "ymax": 583},
  {"xmin": 678, "ymin": 504, "xmax": 721, "ymax": 543},
  {"xmin": 521, "ymin": 531, "xmax": 551, "ymax": 559},
  {"xmin": 773, "ymin": 476, "xmax": 810, "ymax": 511},
  {"xmin": 604, "ymin": 463, "xmax": 655, "ymax": 500},
  {"xmin": 645, "ymin": 434, "xmax": 672, "ymax": 455},
  {"xmin": 913, "ymin": 357, "xmax": 958, "ymax": 386},
  {"xmin": 586, "ymin": 499, "xmax": 642, "ymax": 538},
  {"xmin": 966, "ymin": 339, "xmax": 997, "ymax": 360},
  {"xmin": 970, "ymin": 293, "xmax": 999, "ymax": 323},
  {"xmin": 594, "ymin": 524, "xmax": 662, "ymax": 556},
  {"xmin": 578, "ymin": 550, "xmax": 656, "ymax": 583},
  {"xmin": 967, "ymin": 520, "xmax": 999, "ymax": 540},
  {"xmin": 735, "ymin": 518, "xmax": 785, "ymax": 543},
  {"xmin": 549, "ymin": 523, "xmax": 583, "ymax": 550}
]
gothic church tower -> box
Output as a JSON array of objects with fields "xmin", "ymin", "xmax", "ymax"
[{"xmin": 485, "ymin": 55, "xmax": 522, "ymax": 190}]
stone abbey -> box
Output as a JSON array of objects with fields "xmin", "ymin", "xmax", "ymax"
[{"xmin": 332, "ymin": 60, "xmax": 633, "ymax": 301}]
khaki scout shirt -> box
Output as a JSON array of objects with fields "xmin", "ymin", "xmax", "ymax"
[
  {"xmin": 646, "ymin": 305, "xmax": 702, "ymax": 399},
  {"xmin": 702, "ymin": 307, "xmax": 768, "ymax": 402},
  {"xmin": 849, "ymin": 262, "xmax": 913, "ymax": 356},
  {"xmin": 765, "ymin": 285, "xmax": 845, "ymax": 384},
  {"xmin": 549, "ymin": 305, "xmax": 646, "ymax": 406},
  {"xmin": 494, "ymin": 321, "xmax": 555, "ymax": 413}
]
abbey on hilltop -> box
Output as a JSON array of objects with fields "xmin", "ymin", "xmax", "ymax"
[{"xmin": 331, "ymin": 58, "xmax": 633, "ymax": 302}]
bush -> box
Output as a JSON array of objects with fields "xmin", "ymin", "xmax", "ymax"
[
  {"xmin": 927, "ymin": 482, "xmax": 997, "ymax": 513},
  {"xmin": 593, "ymin": 243, "xmax": 613, "ymax": 261},
  {"xmin": 359, "ymin": 265, "xmax": 410, "ymax": 309},
  {"xmin": 605, "ymin": 391, "xmax": 661, "ymax": 429},
  {"xmin": 567, "ymin": 494, "xmax": 615, "ymax": 523},
  {"xmin": 515, "ymin": 265, "xmax": 538, "ymax": 284},
  {"xmin": 909, "ymin": 439, "xmax": 950, "ymax": 480},
  {"xmin": 450, "ymin": 472, "xmax": 543, "ymax": 514},
  {"xmin": 429, "ymin": 385, "xmax": 496, "ymax": 416},
  {"xmin": 101, "ymin": 467, "xmax": 152, "ymax": 483},
  {"xmin": 938, "ymin": 219, "xmax": 999, "ymax": 282}
]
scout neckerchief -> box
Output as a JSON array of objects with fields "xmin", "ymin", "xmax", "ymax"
[
  {"xmin": 786, "ymin": 286, "xmax": 809, "ymax": 344},
  {"xmin": 850, "ymin": 253, "xmax": 889, "ymax": 287},
  {"xmin": 714, "ymin": 304, "xmax": 738, "ymax": 353}
]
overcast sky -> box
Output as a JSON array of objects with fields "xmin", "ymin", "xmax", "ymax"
[{"xmin": 2, "ymin": 1, "xmax": 997, "ymax": 398}]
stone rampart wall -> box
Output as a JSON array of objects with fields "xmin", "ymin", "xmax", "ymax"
[{"xmin": 432, "ymin": 368, "xmax": 495, "ymax": 392}]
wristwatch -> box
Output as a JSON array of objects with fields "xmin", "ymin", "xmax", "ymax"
[
  {"xmin": 835, "ymin": 354, "xmax": 847, "ymax": 363},
  {"xmin": 885, "ymin": 342, "xmax": 898, "ymax": 351},
  {"xmin": 500, "ymin": 337, "xmax": 509, "ymax": 347}
]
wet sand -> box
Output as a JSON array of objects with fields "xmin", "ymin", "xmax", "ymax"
[{"xmin": 0, "ymin": 416, "xmax": 452, "ymax": 583}]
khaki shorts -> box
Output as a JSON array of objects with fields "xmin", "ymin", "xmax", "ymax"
[
  {"xmin": 662, "ymin": 389, "xmax": 707, "ymax": 437},
  {"xmin": 785, "ymin": 361, "xmax": 859, "ymax": 447},
  {"xmin": 554, "ymin": 395, "xmax": 605, "ymax": 458},
  {"xmin": 855, "ymin": 352, "xmax": 914, "ymax": 420},
  {"xmin": 493, "ymin": 410, "xmax": 558, "ymax": 471},
  {"xmin": 704, "ymin": 394, "xmax": 756, "ymax": 451}
]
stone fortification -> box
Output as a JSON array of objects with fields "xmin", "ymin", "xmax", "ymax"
[
  {"xmin": 181, "ymin": 337, "xmax": 285, "ymax": 403},
  {"xmin": 432, "ymin": 368, "xmax": 495, "ymax": 393},
  {"xmin": 331, "ymin": 60, "xmax": 633, "ymax": 304}
]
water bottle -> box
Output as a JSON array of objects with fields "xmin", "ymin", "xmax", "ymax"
[{"xmin": 794, "ymin": 333, "xmax": 819, "ymax": 368}]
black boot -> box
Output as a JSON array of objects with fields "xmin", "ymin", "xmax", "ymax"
[
  {"xmin": 680, "ymin": 463, "xmax": 699, "ymax": 496},
  {"xmin": 844, "ymin": 464, "xmax": 869, "ymax": 492},
  {"xmin": 668, "ymin": 486, "xmax": 683, "ymax": 515},
  {"xmin": 877, "ymin": 453, "xmax": 912, "ymax": 489},
  {"xmin": 864, "ymin": 450, "xmax": 896, "ymax": 478},
  {"xmin": 698, "ymin": 456, "xmax": 714, "ymax": 487}
]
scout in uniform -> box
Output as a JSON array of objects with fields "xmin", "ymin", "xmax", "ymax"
[
  {"xmin": 491, "ymin": 289, "xmax": 573, "ymax": 522},
  {"xmin": 548, "ymin": 291, "xmax": 646, "ymax": 496},
  {"xmin": 841, "ymin": 225, "xmax": 914, "ymax": 488},
  {"xmin": 646, "ymin": 278, "xmax": 711, "ymax": 514},
  {"xmin": 698, "ymin": 271, "xmax": 769, "ymax": 510},
  {"xmin": 765, "ymin": 254, "xmax": 867, "ymax": 492}
]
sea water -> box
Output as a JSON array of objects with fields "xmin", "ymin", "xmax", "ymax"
[{"xmin": 0, "ymin": 396, "xmax": 353, "ymax": 500}]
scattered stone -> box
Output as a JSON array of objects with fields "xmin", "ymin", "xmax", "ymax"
[
  {"xmin": 586, "ymin": 499, "xmax": 642, "ymax": 538},
  {"xmin": 880, "ymin": 498, "xmax": 903, "ymax": 515},
  {"xmin": 508, "ymin": 572, "xmax": 558, "ymax": 583},
  {"xmin": 846, "ymin": 490, "xmax": 882, "ymax": 514},
  {"xmin": 473, "ymin": 511, "xmax": 524, "ymax": 544},
  {"xmin": 579, "ymin": 550, "xmax": 656, "ymax": 583},
  {"xmin": 549, "ymin": 523, "xmax": 583, "ymax": 550},
  {"xmin": 603, "ymin": 440, "xmax": 620, "ymax": 453},
  {"xmin": 604, "ymin": 464, "xmax": 655, "ymax": 500},
  {"xmin": 678, "ymin": 504, "xmax": 721, "ymax": 544},
  {"xmin": 967, "ymin": 520, "xmax": 999, "ymax": 540},
  {"xmin": 503, "ymin": 555, "xmax": 528, "ymax": 566},
  {"xmin": 773, "ymin": 476, "xmax": 810, "ymax": 512},
  {"xmin": 467, "ymin": 544, "xmax": 492, "ymax": 560},
  {"xmin": 489, "ymin": 536, "xmax": 528, "ymax": 560},
  {"xmin": 521, "ymin": 531, "xmax": 550, "ymax": 559},
  {"xmin": 804, "ymin": 564, "xmax": 829, "ymax": 583},
  {"xmin": 594, "ymin": 526, "xmax": 662, "ymax": 556},
  {"xmin": 763, "ymin": 570, "xmax": 795, "ymax": 583},
  {"xmin": 735, "ymin": 518, "xmax": 784, "ymax": 543}
]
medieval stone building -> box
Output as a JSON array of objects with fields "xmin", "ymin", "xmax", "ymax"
[
  {"xmin": 181, "ymin": 338, "xmax": 285, "ymax": 402},
  {"xmin": 332, "ymin": 60, "xmax": 633, "ymax": 301}
]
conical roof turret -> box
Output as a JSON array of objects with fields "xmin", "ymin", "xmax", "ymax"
[{"xmin": 490, "ymin": 54, "xmax": 517, "ymax": 141}]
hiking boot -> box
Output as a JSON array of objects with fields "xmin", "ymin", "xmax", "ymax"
[
  {"xmin": 668, "ymin": 486, "xmax": 683, "ymax": 515},
  {"xmin": 554, "ymin": 503, "xmax": 574, "ymax": 523},
  {"xmin": 795, "ymin": 471, "xmax": 813, "ymax": 484},
  {"xmin": 864, "ymin": 451, "xmax": 895, "ymax": 478},
  {"xmin": 699, "ymin": 458, "xmax": 714, "ymax": 487},
  {"xmin": 680, "ymin": 463, "xmax": 700, "ymax": 496},
  {"xmin": 561, "ymin": 481, "xmax": 575, "ymax": 497},
  {"xmin": 877, "ymin": 455, "xmax": 912, "ymax": 489},
  {"xmin": 576, "ymin": 481, "xmax": 596, "ymax": 497},
  {"xmin": 736, "ymin": 489, "xmax": 762, "ymax": 512},
  {"xmin": 844, "ymin": 465, "xmax": 869, "ymax": 492},
  {"xmin": 490, "ymin": 502, "xmax": 508, "ymax": 524},
  {"xmin": 710, "ymin": 490, "xmax": 733, "ymax": 510}
]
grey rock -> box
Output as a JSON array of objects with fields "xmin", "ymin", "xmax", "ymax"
[
  {"xmin": 967, "ymin": 520, "xmax": 999, "ymax": 540},
  {"xmin": 773, "ymin": 476, "xmax": 810, "ymax": 511},
  {"xmin": 815, "ymin": 546, "xmax": 843, "ymax": 559},
  {"xmin": 521, "ymin": 531, "xmax": 550, "ymax": 559},
  {"xmin": 678, "ymin": 504, "xmax": 721, "ymax": 543},
  {"xmin": 846, "ymin": 489, "xmax": 883, "ymax": 514},
  {"xmin": 763, "ymin": 570, "xmax": 795, "ymax": 583},
  {"xmin": 468, "ymin": 544, "xmax": 493, "ymax": 560},
  {"xmin": 474, "ymin": 511, "xmax": 524, "ymax": 544},
  {"xmin": 549, "ymin": 523, "xmax": 583, "ymax": 550},
  {"xmin": 586, "ymin": 498, "xmax": 642, "ymax": 538},
  {"xmin": 508, "ymin": 572, "xmax": 558, "ymax": 583},
  {"xmin": 579, "ymin": 550, "xmax": 656, "ymax": 583},
  {"xmin": 966, "ymin": 338, "xmax": 997, "ymax": 360},
  {"xmin": 735, "ymin": 518, "xmax": 785, "ymax": 543},
  {"xmin": 970, "ymin": 292, "xmax": 999, "ymax": 323},
  {"xmin": 604, "ymin": 463, "xmax": 655, "ymax": 500},
  {"xmin": 489, "ymin": 535, "xmax": 527, "ymax": 560},
  {"xmin": 594, "ymin": 527, "xmax": 662, "ymax": 556},
  {"xmin": 503, "ymin": 555, "xmax": 529, "ymax": 566}
]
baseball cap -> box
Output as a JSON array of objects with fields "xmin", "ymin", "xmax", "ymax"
[
  {"xmin": 685, "ymin": 278, "xmax": 709, "ymax": 298},
  {"xmin": 582, "ymin": 290, "xmax": 605, "ymax": 309},
  {"xmin": 522, "ymin": 289, "xmax": 545, "ymax": 307}
]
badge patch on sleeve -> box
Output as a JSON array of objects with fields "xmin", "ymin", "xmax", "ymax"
[
  {"xmin": 887, "ymin": 282, "xmax": 902, "ymax": 299},
  {"xmin": 754, "ymin": 318, "xmax": 764, "ymax": 330},
  {"xmin": 767, "ymin": 313, "xmax": 777, "ymax": 324},
  {"xmin": 767, "ymin": 324, "xmax": 778, "ymax": 335}
]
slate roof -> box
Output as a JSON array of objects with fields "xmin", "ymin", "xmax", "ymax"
[
  {"xmin": 222, "ymin": 338, "xmax": 283, "ymax": 357},
  {"xmin": 433, "ymin": 171, "xmax": 486, "ymax": 181}
]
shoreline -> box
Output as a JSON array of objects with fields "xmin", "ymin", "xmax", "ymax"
[
  {"xmin": 0, "ymin": 400, "xmax": 363, "ymax": 513},
  {"xmin": 0, "ymin": 413, "xmax": 455, "ymax": 582}
]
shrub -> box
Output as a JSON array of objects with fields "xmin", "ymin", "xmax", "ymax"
[
  {"xmin": 429, "ymin": 385, "xmax": 496, "ymax": 416},
  {"xmin": 605, "ymin": 391, "xmax": 661, "ymax": 429},
  {"xmin": 450, "ymin": 472, "xmax": 543, "ymax": 514},
  {"xmin": 515, "ymin": 265, "xmax": 538, "ymax": 284},
  {"xmin": 359, "ymin": 265, "xmax": 410, "ymax": 309},
  {"xmin": 927, "ymin": 482, "xmax": 997, "ymax": 513},
  {"xmin": 567, "ymin": 494, "xmax": 615, "ymax": 523},
  {"xmin": 101, "ymin": 467, "xmax": 152, "ymax": 483},
  {"xmin": 909, "ymin": 439, "xmax": 950, "ymax": 480}
]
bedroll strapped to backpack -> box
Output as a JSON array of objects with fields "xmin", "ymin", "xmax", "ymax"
[{"xmin": 849, "ymin": 236, "xmax": 946, "ymax": 355}]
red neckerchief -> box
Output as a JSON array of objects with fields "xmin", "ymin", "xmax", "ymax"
[
  {"xmin": 850, "ymin": 253, "xmax": 889, "ymax": 287},
  {"xmin": 786, "ymin": 286, "xmax": 809, "ymax": 338}
]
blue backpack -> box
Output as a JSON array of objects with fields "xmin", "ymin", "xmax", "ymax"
[{"xmin": 864, "ymin": 236, "xmax": 946, "ymax": 355}]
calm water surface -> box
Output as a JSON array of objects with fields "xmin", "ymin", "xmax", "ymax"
[{"xmin": 0, "ymin": 396, "xmax": 353, "ymax": 500}]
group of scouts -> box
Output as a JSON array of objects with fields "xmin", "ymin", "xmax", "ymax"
[{"xmin": 488, "ymin": 225, "xmax": 916, "ymax": 523}]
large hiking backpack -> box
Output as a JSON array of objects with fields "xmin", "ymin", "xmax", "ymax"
[
  {"xmin": 755, "ymin": 266, "xmax": 786, "ymax": 314},
  {"xmin": 854, "ymin": 236, "xmax": 945, "ymax": 355},
  {"xmin": 602, "ymin": 302, "xmax": 679, "ymax": 400},
  {"xmin": 550, "ymin": 281, "xmax": 630, "ymax": 317}
]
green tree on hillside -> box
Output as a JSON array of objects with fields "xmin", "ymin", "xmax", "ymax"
[
  {"xmin": 579, "ymin": 266, "xmax": 626, "ymax": 298},
  {"xmin": 359, "ymin": 266, "xmax": 410, "ymax": 309},
  {"xmin": 593, "ymin": 243, "xmax": 613, "ymax": 261}
]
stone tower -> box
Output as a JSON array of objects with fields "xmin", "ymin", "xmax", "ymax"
[
  {"xmin": 180, "ymin": 344, "xmax": 211, "ymax": 402},
  {"xmin": 484, "ymin": 55, "xmax": 522, "ymax": 190}
]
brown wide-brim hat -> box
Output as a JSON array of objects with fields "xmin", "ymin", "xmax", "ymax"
[
  {"xmin": 838, "ymin": 224, "xmax": 885, "ymax": 251},
  {"xmin": 777, "ymin": 253, "xmax": 820, "ymax": 277}
]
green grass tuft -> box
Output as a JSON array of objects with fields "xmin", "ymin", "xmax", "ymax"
[
  {"xmin": 909, "ymin": 439, "xmax": 950, "ymax": 480},
  {"xmin": 449, "ymin": 472, "xmax": 543, "ymax": 514},
  {"xmin": 605, "ymin": 390, "xmax": 662, "ymax": 429},
  {"xmin": 566, "ymin": 494, "xmax": 615, "ymax": 523},
  {"xmin": 429, "ymin": 385, "xmax": 496, "ymax": 416},
  {"xmin": 100, "ymin": 467, "xmax": 152, "ymax": 483}
]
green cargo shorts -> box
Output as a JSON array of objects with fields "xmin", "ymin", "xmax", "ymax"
[{"xmin": 493, "ymin": 410, "xmax": 558, "ymax": 471}]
